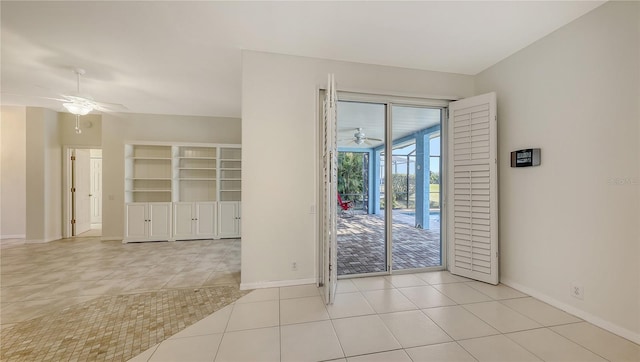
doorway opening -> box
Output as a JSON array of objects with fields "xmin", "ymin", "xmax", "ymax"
[
  {"xmin": 335, "ymin": 98, "xmax": 445, "ymax": 277},
  {"xmin": 64, "ymin": 147, "xmax": 102, "ymax": 238}
]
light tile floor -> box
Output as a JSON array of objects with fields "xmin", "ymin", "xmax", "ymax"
[
  {"xmin": 1, "ymin": 238, "xmax": 241, "ymax": 327},
  {"xmin": 130, "ymin": 271, "xmax": 640, "ymax": 362},
  {"xmin": 1, "ymin": 236, "xmax": 245, "ymax": 360}
]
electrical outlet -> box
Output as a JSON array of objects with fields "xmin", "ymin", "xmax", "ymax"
[
  {"xmin": 291, "ymin": 262, "xmax": 298, "ymax": 271},
  {"xmin": 570, "ymin": 282, "xmax": 584, "ymax": 300}
]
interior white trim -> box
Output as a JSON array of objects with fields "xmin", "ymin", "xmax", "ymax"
[
  {"xmin": 62, "ymin": 145, "xmax": 103, "ymax": 238},
  {"xmin": 240, "ymin": 278, "xmax": 317, "ymax": 291},
  {"xmin": 1, "ymin": 234, "xmax": 26, "ymax": 239},
  {"xmin": 101, "ymin": 237, "xmax": 123, "ymax": 242},
  {"xmin": 337, "ymin": 90, "xmax": 454, "ymax": 107},
  {"xmin": 123, "ymin": 140, "xmax": 240, "ymax": 148},
  {"xmin": 0, "ymin": 239, "xmax": 25, "ymax": 248},
  {"xmin": 26, "ymin": 235, "xmax": 61, "ymax": 244},
  {"xmin": 502, "ymin": 278, "xmax": 640, "ymax": 345}
]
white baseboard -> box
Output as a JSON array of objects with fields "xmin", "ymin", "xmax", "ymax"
[
  {"xmin": 0, "ymin": 239, "xmax": 25, "ymax": 248},
  {"xmin": 1, "ymin": 234, "xmax": 26, "ymax": 239},
  {"xmin": 240, "ymin": 278, "xmax": 317, "ymax": 291},
  {"xmin": 25, "ymin": 235, "xmax": 61, "ymax": 243},
  {"xmin": 501, "ymin": 278, "xmax": 640, "ymax": 345},
  {"xmin": 101, "ymin": 236, "xmax": 123, "ymax": 241}
]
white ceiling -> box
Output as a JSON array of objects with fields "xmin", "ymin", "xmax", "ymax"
[{"xmin": 1, "ymin": 1, "xmax": 605, "ymax": 118}]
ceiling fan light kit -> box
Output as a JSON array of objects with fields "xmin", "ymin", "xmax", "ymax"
[
  {"xmin": 63, "ymin": 101, "xmax": 93, "ymax": 116},
  {"xmin": 64, "ymin": 68, "xmax": 95, "ymax": 116}
]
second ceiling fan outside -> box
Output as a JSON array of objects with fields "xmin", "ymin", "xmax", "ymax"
[{"xmin": 339, "ymin": 128, "xmax": 383, "ymax": 146}]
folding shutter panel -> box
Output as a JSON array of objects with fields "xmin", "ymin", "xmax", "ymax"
[
  {"xmin": 322, "ymin": 74, "xmax": 338, "ymax": 304},
  {"xmin": 447, "ymin": 92, "xmax": 498, "ymax": 285}
]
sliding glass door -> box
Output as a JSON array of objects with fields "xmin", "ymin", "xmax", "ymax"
[
  {"xmin": 336, "ymin": 101, "xmax": 387, "ymax": 276},
  {"xmin": 391, "ymin": 105, "xmax": 443, "ymax": 271},
  {"xmin": 335, "ymin": 96, "xmax": 445, "ymax": 277}
]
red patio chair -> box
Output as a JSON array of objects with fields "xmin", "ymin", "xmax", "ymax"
[{"xmin": 337, "ymin": 193, "xmax": 355, "ymax": 218}]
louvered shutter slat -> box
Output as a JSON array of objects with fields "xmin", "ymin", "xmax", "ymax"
[{"xmin": 448, "ymin": 92, "xmax": 498, "ymax": 285}]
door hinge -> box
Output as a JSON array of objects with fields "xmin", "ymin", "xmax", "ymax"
[
  {"xmin": 71, "ymin": 187, "xmax": 76, "ymax": 192},
  {"xmin": 71, "ymin": 155, "xmax": 76, "ymax": 161},
  {"xmin": 71, "ymin": 219, "xmax": 76, "ymax": 224}
]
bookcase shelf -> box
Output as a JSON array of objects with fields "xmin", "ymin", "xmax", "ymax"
[{"xmin": 124, "ymin": 143, "xmax": 241, "ymax": 242}]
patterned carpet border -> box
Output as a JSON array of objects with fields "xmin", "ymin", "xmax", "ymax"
[{"xmin": 0, "ymin": 286, "xmax": 250, "ymax": 362}]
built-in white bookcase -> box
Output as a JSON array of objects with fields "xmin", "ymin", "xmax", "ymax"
[
  {"xmin": 125, "ymin": 145, "xmax": 173, "ymax": 203},
  {"xmin": 219, "ymin": 147, "xmax": 241, "ymax": 202},
  {"xmin": 124, "ymin": 143, "xmax": 241, "ymax": 242},
  {"xmin": 175, "ymin": 146, "xmax": 217, "ymax": 202}
]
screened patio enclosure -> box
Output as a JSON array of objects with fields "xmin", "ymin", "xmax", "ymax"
[{"xmin": 336, "ymin": 100, "xmax": 443, "ymax": 276}]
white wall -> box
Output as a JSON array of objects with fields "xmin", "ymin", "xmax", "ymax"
[
  {"xmin": 475, "ymin": 1, "xmax": 639, "ymax": 342},
  {"xmin": 0, "ymin": 106, "xmax": 26, "ymax": 238},
  {"xmin": 59, "ymin": 113, "xmax": 102, "ymax": 146},
  {"xmin": 101, "ymin": 113, "xmax": 241, "ymax": 240},
  {"xmin": 241, "ymin": 51, "xmax": 474, "ymax": 288},
  {"xmin": 44, "ymin": 109, "xmax": 61, "ymax": 240},
  {"xmin": 25, "ymin": 107, "xmax": 62, "ymax": 242}
]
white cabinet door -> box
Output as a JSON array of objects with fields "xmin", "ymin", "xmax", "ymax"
[
  {"xmin": 218, "ymin": 201, "xmax": 240, "ymax": 238},
  {"xmin": 173, "ymin": 202, "xmax": 196, "ymax": 240},
  {"xmin": 125, "ymin": 203, "xmax": 148, "ymax": 241},
  {"xmin": 196, "ymin": 202, "xmax": 216, "ymax": 238},
  {"xmin": 148, "ymin": 202, "xmax": 172, "ymax": 241}
]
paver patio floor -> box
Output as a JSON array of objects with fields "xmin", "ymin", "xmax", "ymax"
[{"xmin": 337, "ymin": 211, "xmax": 441, "ymax": 275}]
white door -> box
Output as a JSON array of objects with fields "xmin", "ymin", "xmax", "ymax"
[
  {"xmin": 447, "ymin": 92, "xmax": 499, "ymax": 285},
  {"xmin": 322, "ymin": 74, "xmax": 338, "ymax": 304},
  {"xmin": 90, "ymin": 157, "xmax": 102, "ymax": 226},
  {"xmin": 196, "ymin": 202, "xmax": 216, "ymax": 237},
  {"xmin": 125, "ymin": 203, "xmax": 148, "ymax": 241},
  {"xmin": 75, "ymin": 149, "xmax": 91, "ymax": 235},
  {"xmin": 148, "ymin": 202, "xmax": 172, "ymax": 241},
  {"xmin": 173, "ymin": 202, "xmax": 195, "ymax": 240},
  {"xmin": 218, "ymin": 201, "xmax": 239, "ymax": 238}
]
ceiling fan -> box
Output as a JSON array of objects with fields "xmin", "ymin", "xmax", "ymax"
[
  {"xmin": 58, "ymin": 68, "xmax": 127, "ymax": 134},
  {"xmin": 339, "ymin": 128, "xmax": 383, "ymax": 145},
  {"xmin": 5, "ymin": 68, "xmax": 127, "ymax": 134}
]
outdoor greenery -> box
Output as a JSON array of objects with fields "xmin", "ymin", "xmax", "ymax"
[
  {"xmin": 429, "ymin": 184, "xmax": 440, "ymax": 209},
  {"xmin": 337, "ymin": 152, "xmax": 364, "ymax": 202},
  {"xmin": 391, "ymin": 174, "xmax": 415, "ymax": 208},
  {"xmin": 430, "ymin": 171, "xmax": 440, "ymax": 185},
  {"xmin": 338, "ymin": 151, "xmax": 441, "ymax": 210}
]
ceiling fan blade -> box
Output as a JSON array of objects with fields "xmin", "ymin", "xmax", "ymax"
[
  {"xmin": 93, "ymin": 101, "xmax": 128, "ymax": 112},
  {"xmin": 339, "ymin": 139, "xmax": 356, "ymax": 145},
  {"xmin": 1, "ymin": 92, "xmax": 67, "ymax": 103},
  {"xmin": 60, "ymin": 94, "xmax": 128, "ymax": 112},
  {"xmin": 367, "ymin": 137, "xmax": 383, "ymax": 142}
]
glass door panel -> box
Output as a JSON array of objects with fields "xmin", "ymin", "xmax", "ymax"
[
  {"xmin": 391, "ymin": 105, "xmax": 443, "ymax": 271},
  {"xmin": 336, "ymin": 101, "xmax": 387, "ymax": 276}
]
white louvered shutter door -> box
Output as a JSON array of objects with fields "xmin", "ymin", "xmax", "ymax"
[
  {"xmin": 447, "ymin": 92, "xmax": 498, "ymax": 285},
  {"xmin": 322, "ymin": 74, "xmax": 338, "ymax": 304}
]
